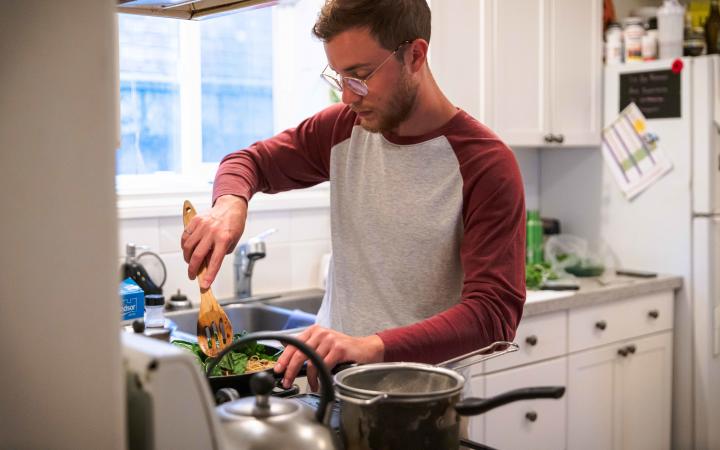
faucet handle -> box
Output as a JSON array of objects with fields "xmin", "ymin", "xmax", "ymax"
[{"xmin": 248, "ymin": 228, "xmax": 277, "ymax": 243}]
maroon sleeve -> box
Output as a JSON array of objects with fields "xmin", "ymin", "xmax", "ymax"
[
  {"xmin": 212, "ymin": 103, "xmax": 356, "ymax": 204},
  {"xmin": 377, "ymin": 122, "xmax": 526, "ymax": 364}
]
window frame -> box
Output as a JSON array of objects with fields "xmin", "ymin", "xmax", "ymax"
[{"xmin": 116, "ymin": 1, "xmax": 332, "ymax": 219}]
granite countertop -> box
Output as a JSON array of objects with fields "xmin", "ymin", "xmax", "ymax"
[{"xmin": 523, "ymin": 274, "xmax": 684, "ymax": 317}]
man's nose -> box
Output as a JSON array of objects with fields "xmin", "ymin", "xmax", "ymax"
[{"xmin": 341, "ymin": 86, "xmax": 362, "ymax": 105}]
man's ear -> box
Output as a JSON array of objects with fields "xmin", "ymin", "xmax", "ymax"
[{"xmin": 405, "ymin": 39, "xmax": 428, "ymax": 73}]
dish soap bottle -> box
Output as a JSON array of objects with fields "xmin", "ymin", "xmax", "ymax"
[{"xmin": 121, "ymin": 243, "xmax": 162, "ymax": 295}]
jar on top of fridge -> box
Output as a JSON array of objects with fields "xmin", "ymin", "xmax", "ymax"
[
  {"xmin": 605, "ymin": 22, "xmax": 623, "ymax": 64},
  {"xmin": 623, "ymin": 17, "xmax": 645, "ymax": 63}
]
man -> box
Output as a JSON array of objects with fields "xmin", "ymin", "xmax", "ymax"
[{"xmin": 182, "ymin": 0, "xmax": 526, "ymax": 392}]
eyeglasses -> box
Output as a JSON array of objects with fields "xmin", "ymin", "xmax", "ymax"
[{"xmin": 321, "ymin": 40, "xmax": 413, "ymax": 97}]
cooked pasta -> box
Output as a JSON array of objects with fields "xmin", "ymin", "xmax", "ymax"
[{"xmin": 245, "ymin": 355, "xmax": 277, "ymax": 374}]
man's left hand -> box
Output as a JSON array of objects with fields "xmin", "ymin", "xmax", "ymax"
[{"xmin": 274, "ymin": 325, "xmax": 385, "ymax": 392}]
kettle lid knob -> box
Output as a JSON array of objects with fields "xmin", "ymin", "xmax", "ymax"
[{"xmin": 250, "ymin": 371, "xmax": 275, "ymax": 397}]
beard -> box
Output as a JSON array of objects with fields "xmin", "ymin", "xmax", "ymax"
[{"xmin": 356, "ymin": 69, "xmax": 417, "ymax": 133}]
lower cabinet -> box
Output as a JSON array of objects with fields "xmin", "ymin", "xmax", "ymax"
[
  {"xmin": 467, "ymin": 375, "xmax": 485, "ymax": 444},
  {"xmin": 567, "ymin": 332, "xmax": 673, "ymax": 450},
  {"xmin": 483, "ymin": 358, "xmax": 567, "ymax": 450},
  {"xmin": 466, "ymin": 288, "xmax": 675, "ymax": 449}
]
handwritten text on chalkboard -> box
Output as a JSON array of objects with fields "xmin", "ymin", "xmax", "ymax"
[{"xmin": 619, "ymin": 69, "xmax": 681, "ymax": 119}]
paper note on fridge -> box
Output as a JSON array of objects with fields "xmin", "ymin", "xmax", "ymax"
[{"xmin": 601, "ymin": 102, "xmax": 673, "ymax": 200}]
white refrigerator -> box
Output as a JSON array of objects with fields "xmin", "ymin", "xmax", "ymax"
[{"xmin": 603, "ymin": 55, "xmax": 720, "ymax": 450}]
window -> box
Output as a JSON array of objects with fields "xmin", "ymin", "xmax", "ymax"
[{"xmin": 117, "ymin": 0, "xmax": 331, "ymax": 194}]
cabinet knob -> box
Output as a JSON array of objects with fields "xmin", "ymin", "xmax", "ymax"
[
  {"xmin": 555, "ymin": 134, "xmax": 565, "ymax": 144},
  {"xmin": 525, "ymin": 335, "xmax": 538, "ymax": 346},
  {"xmin": 544, "ymin": 134, "xmax": 554, "ymax": 143},
  {"xmin": 626, "ymin": 344, "xmax": 637, "ymax": 354},
  {"xmin": 648, "ymin": 309, "xmax": 660, "ymax": 319},
  {"xmin": 618, "ymin": 347, "xmax": 629, "ymax": 357},
  {"xmin": 525, "ymin": 411, "xmax": 538, "ymax": 422},
  {"xmin": 595, "ymin": 320, "xmax": 607, "ymax": 331}
]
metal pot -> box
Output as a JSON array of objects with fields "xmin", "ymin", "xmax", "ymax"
[{"xmin": 333, "ymin": 342, "xmax": 564, "ymax": 450}]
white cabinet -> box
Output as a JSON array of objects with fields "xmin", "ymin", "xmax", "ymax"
[
  {"xmin": 567, "ymin": 332, "xmax": 673, "ymax": 450},
  {"xmin": 467, "ymin": 375, "xmax": 486, "ymax": 444},
  {"xmin": 484, "ymin": 358, "xmax": 567, "ymax": 450},
  {"xmin": 479, "ymin": 0, "xmax": 602, "ymax": 147},
  {"xmin": 431, "ymin": 0, "xmax": 602, "ymax": 147},
  {"xmin": 463, "ymin": 287, "xmax": 675, "ymax": 449}
]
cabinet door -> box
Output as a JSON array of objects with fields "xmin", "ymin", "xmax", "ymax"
[
  {"xmin": 616, "ymin": 332, "xmax": 673, "ymax": 450},
  {"xmin": 548, "ymin": 0, "xmax": 602, "ymax": 146},
  {"xmin": 568, "ymin": 332, "xmax": 673, "ymax": 450},
  {"xmin": 484, "ymin": 358, "xmax": 567, "ymax": 450},
  {"xmin": 481, "ymin": 0, "xmax": 550, "ymax": 146},
  {"xmin": 467, "ymin": 375, "xmax": 485, "ymax": 444}
]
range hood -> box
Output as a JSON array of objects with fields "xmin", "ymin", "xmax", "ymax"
[{"xmin": 117, "ymin": 0, "xmax": 277, "ymax": 20}]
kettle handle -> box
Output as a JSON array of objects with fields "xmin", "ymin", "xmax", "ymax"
[{"xmin": 205, "ymin": 332, "xmax": 334, "ymax": 424}]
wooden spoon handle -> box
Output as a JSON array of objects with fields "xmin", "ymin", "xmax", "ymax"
[
  {"xmin": 182, "ymin": 200, "xmax": 208, "ymax": 284},
  {"xmin": 182, "ymin": 200, "xmax": 197, "ymax": 228}
]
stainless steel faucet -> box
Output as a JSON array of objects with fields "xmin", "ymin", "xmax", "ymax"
[{"xmin": 234, "ymin": 228, "xmax": 276, "ymax": 299}]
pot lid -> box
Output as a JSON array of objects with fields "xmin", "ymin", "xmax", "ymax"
[{"xmin": 334, "ymin": 362, "xmax": 464, "ymax": 399}]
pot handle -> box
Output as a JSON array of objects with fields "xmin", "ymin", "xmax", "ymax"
[
  {"xmin": 334, "ymin": 391, "xmax": 388, "ymax": 405},
  {"xmin": 437, "ymin": 341, "xmax": 519, "ymax": 371},
  {"xmin": 205, "ymin": 332, "xmax": 334, "ymax": 424},
  {"xmin": 455, "ymin": 386, "xmax": 565, "ymax": 416}
]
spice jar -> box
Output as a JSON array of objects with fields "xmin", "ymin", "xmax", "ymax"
[{"xmin": 623, "ymin": 17, "xmax": 645, "ymax": 63}]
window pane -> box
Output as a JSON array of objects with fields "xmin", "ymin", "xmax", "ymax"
[
  {"xmin": 117, "ymin": 15, "xmax": 181, "ymax": 175},
  {"xmin": 200, "ymin": 9, "xmax": 274, "ymax": 163}
]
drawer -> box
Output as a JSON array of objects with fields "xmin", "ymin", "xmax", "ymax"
[
  {"xmin": 483, "ymin": 357, "xmax": 567, "ymax": 450},
  {"xmin": 484, "ymin": 311, "xmax": 567, "ymax": 373},
  {"xmin": 569, "ymin": 290, "xmax": 673, "ymax": 353}
]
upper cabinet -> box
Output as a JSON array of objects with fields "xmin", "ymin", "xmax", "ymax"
[{"xmin": 431, "ymin": 0, "xmax": 603, "ymax": 147}]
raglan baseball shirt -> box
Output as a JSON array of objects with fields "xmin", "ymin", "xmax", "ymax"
[{"xmin": 213, "ymin": 103, "xmax": 526, "ymax": 364}]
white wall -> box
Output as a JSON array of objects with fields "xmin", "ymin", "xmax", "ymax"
[
  {"xmin": 118, "ymin": 204, "xmax": 331, "ymax": 303},
  {"xmin": 0, "ymin": 1, "xmax": 124, "ymax": 448}
]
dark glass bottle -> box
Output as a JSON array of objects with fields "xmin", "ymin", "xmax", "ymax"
[{"xmin": 706, "ymin": 0, "xmax": 720, "ymax": 54}]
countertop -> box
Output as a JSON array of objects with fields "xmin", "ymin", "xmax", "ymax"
[{"xmin": 524, "ymin": 274, "xmax": 683, "ymax": 317}]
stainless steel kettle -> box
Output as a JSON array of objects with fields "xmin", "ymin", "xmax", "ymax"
[{"xmin": 210, "ymin": 333, "xmax": 338, "ymax": 450}]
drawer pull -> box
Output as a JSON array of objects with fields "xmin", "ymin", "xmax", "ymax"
[
  {"xmin": 525, "ymin": 411, "xmax": 538, "ymax": 422},
  {"xmin": 525, "ymin": 335, "xmax": 538, "ymax": 346},
  {"xmin": 595, "ymin": 320, "xmax": 607, "ymax": 331},
  {"xmin": 618, "ymin": 347, "xmax": 629, "ymax": 357},
  {"xmin": 626, "ymin": 344, "xmax": 637, "ymax": 354},
  {"xmin": 648, "ymin": 310, "xmax": 660, "ymax": 319}
]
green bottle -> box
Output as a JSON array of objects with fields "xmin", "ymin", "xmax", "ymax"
[{"xmin": 526, "ymin": 210, "xmax": 544, "ymax": 265}]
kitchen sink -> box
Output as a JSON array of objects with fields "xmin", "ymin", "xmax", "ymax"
[
  {"xmin": 166, "ymin": 303, "xmax": 316, "ymax": 339},
  {"xmin": 220, "ymin": 288, "xmax": 325, "ymax": 315},
  {"xmin": 257, "ymin": 289, "xmax": 324, "ymax": 315}
]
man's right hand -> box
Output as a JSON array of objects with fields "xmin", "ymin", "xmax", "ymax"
[{"xmin": 181, "ymin": 194, "xmax": 248, "ymax": 290}]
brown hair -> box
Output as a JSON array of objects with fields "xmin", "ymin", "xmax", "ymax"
[{"xmin": 312, "ymin": 0, "xmax": 431, "ymax": 52}]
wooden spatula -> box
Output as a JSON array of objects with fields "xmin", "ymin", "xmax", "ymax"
[{"xmin": 182, "ymin": 200, "xmax": 234, "ymax": 357}]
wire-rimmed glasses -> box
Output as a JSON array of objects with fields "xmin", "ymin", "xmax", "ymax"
[{"xmin": 320, "ymin": 40, "xmax": 413, "ymax": 97}]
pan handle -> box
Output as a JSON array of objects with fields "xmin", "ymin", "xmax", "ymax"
[{"xmin": 455, "ymin": 386, "xmax": 565, "ymax": 416}]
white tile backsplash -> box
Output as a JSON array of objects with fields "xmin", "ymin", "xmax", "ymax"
[
  {"xmin": 290, "ymin": 239, "xmax": 331, "ymax": 289},
  {"xmin": 118, "ymin": 207, "xmax": 331, "ymax": 303},
  {"xmin": 158, "ymin": 215, "xmax": 185, "ymax": 254},
  {"xmin": 118, "ymin": 218, "xmax": 160, "ymax": 256},
  {"xmin": 244, "ymin": 210, "xmax": 292, "ymax": 244},
  {"xmin": 249, "ymin": 242, "xmax": 294, "ymax": 295},
  {"xmin": 290, "ymin": 208, "xmax": 331, "ymax": 242}
]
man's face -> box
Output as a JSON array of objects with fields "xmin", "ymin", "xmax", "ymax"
[{"xmin": 324, "ymin": 28, "xmax": 418, "ymax": 133}]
